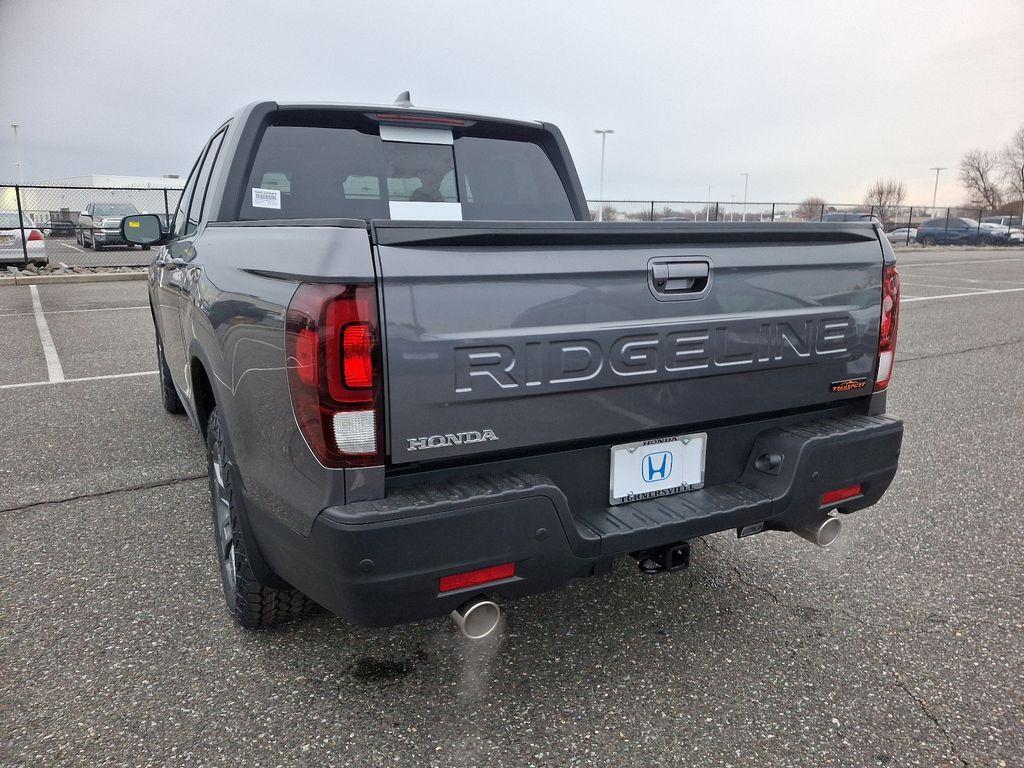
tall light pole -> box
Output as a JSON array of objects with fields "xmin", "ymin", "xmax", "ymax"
[
  {"xmin": 11, "ymin": 123, "xmax": 23, "ymax": 184},
  {"xmin": 594, "ymin": 129, "xmax": 614, "ymax": 220},
  {"xmin": 740, "ymin": 172, "xmax": 749, "ymax": 222},
  {"xmin": 929, "ymin": 167, "xmax": 946, "ymax": 210},
  {"xmin": 730, "ymin": 193, "xmax": 735, "ymax": 222},
  {"xmin": 706, "ymin": 185, "xmax": 713, "ymax": 222}
]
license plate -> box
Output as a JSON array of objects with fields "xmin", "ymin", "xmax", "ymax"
[
  {"xmin": 609, "ymin": 433, "xmax": 706, "ymax": 505},
  {"xmin": 0, "ymin": 235, "xmax": 13, "ymax": 246}
]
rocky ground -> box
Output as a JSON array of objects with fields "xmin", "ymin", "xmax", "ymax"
[{"xmin": 4, "ymin": 262, "xmax": 146, "ymax": 277}]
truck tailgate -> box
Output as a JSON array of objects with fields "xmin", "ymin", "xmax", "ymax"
[{"xmin": 372, "ymin": 221, "xmax": 883, "ymax": 465}]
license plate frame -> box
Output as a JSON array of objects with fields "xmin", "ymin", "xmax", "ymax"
[{"xmin": 608, "ymin": 432, "xmax": 707, "ymax": 506}]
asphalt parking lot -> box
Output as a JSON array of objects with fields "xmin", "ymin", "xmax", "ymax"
[
  {"xmin": 2, "ymin": 248, "xmax": 1023, "ymax": 768},
  {"xmin": 2, "ymin": 236, "xmax": 152, "ymax": 269}
]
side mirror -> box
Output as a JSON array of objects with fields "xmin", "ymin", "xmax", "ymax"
[{"xmin": 121, "ymin": 213, "xmax": 164, "ymax": 246}]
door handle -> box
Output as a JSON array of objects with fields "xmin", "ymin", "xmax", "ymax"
[{"xmin": 650, "ymin": 260, "xmax": 710, "ymax": 294}]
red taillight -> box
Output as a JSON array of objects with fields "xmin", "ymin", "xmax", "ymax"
[
  {"xmin": 294, "ymin": 328, "xmax": 318, "ymax": 386},
  {"xmin": 439, "ymin": 562, "xmax": 516, "ymax": 593},
  {"xmin": 820, "ymin": 483, "xmax": 862, "ymax": 506},
  {"xmin": 285, "ymin": 283, "xmax": 382, "ymax": 467},
  {"xmin": 27, "ymin": 229, "xmax": 43, "ymax": 241},
  {"xmin": 341, "ymin": 323, "xmax": 373, "ymax": 389},
  {"xmin": 874, "ymin": 265, "xmax": 900, "ymax": 391}
]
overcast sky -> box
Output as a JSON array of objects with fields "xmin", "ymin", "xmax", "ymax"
[{"xmin": 2, "ymin": 0, "xmax": 1022, "ymax": 206}]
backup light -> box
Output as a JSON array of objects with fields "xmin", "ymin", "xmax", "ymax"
[{"xmin": 332, "ymin": 410, "xmax": 377, "ymax": 455}]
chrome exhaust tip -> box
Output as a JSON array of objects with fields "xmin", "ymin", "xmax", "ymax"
[
  {"xmin": 796, "ymin": 515, "xmax": 842, "ymax": 547},
  {"xmin": 450, "ymin": 598, "xmax": 501, "ymax": 640}
]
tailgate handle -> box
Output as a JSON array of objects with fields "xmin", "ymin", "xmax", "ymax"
[{"xmin": 650, "ymin": 261, "xmax": 710, "ymax": 294}]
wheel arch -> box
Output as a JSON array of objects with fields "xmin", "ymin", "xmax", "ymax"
[
  {"xmin": 190, "ymin": 354, "xmax": 216, "ymax": 440},
  {"xmin": 195, "ymin": 353, "xmax": 285, "ymax": 589}
]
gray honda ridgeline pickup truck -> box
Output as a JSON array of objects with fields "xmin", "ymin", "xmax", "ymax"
[{"xmin": 124, "ymin": 99, "xmax": 902, "ymax": 638}]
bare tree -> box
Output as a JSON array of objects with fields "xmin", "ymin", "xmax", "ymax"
[
  {"xmin": 863, "ymin": 178, "xmax": 905, "ymax": 223},
  {"xmin": 796, "ymin": 196, "xmax": 826, "ymax": 221},
  {"xmin": 1001, "ymin": 125, "xmax": 1024, "ymax": 220},
  {"xmin": 959, "ymin": 149, "xmax": 1003, "ymax": 210}
]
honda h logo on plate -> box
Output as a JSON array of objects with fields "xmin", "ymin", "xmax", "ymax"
[{"xmin": 642, "ymin": 451, "xmax": 672, "ymax": 482}]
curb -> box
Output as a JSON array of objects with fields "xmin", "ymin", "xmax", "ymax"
[{"xmin": 0, "ymin": 272, "xmax": 147, "ymax": 286}]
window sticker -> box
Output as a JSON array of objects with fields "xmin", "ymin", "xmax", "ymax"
[
  {"xmin": 388, "ymin": 201, "xmax": 463, "ymax": 221},
  {"xmin": 251, "ymin": 187, "xmax": 281, "ymax": 209}
]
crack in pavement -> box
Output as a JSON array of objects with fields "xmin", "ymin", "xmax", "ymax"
[
  {"xmin": 897, "ymin": 337, "xmax": 1024, "ymax": 365},
  {"xmin": 700, "ymin": 539, "xmax": 1024, "ymax": 638},
  {"xmin": 0, "ymin": 473, "xmax": 208, "ymax": 515},
  {"xmin": 705, "ymin": 546, "xmax": 984, "ymax": 766},
  {"xmin": 891, "ymin": 666, "xmax": 971, "ymax": 767}
]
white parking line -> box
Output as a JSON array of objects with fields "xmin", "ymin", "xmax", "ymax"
[
  {"xmin": 899, "ymin": 280, "xmax": 991, "ymax": 292},
  {"xmin": 0, "ymin": 305, "xmax": 148, "ymax": 319},
  {"xmin": 28, "ymin": 285, "xmax": 64, "ymax": 382},
  {"xmin": 901, "ymin": 256, "xmax": 1024, "ymax": 268},
  {"xmin": 903, "ymin": 287, "xmax": 1024, "ymax": 304},
  {"xmin": 897, "ymin": 273, "xmax": 1024, "ymax": 286},
  {"xmin": 0, "ymin": 370, "xmax": 157, "ymax": 390},
  {"xmin": 58, "ymin": 241, "xmax": 86, "ymax": 253}
]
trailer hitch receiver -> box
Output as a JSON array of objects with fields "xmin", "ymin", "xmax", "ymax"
[{"xmin": 633, "ymin": 541, "xmax": 691, "ymax": 574}]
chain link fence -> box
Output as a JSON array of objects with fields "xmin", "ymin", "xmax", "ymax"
[
  {"xmin": 588, "ymin": 200, "xmax": 1024, "ymax": 247},
  {"xmin": 3, "ymin": 184, "xmax": 1021, "ymax": 269},
  {"xmin": 0, "ymin": 184, "xmax": 180, "ymax": 269}
]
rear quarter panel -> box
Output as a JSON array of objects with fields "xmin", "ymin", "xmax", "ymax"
[{"xmin": 186, "ymin": 224, "xmax": 375, "ymax": 535}]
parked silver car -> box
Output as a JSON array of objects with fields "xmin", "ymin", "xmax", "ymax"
[
  {"xmin": 886, "ymin": 227, "xmax": 917, "ymax": 244},
  {"xmin": 0, "ymin": 211, "xmax": 47, "ymax": 264}
]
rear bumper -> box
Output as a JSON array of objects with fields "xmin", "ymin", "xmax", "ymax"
[{"xmin": 258, "ymin": 414, "xmax": 903, "ymax": 626}]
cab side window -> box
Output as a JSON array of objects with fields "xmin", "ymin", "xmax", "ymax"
[
  {"xmin": 172, "ymin": 146, "xmax": 206, "ymax": 239},
  {"xmin": 186, "ymin": 129, "xmax": 227, "ymax": 234}
]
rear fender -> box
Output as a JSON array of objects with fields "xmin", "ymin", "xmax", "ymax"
[{"xmin": 190, "ymin": 339, "xmax": 285, "ymax": 588}]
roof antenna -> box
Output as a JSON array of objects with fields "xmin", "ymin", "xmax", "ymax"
[{"xmin": 393, "ymin": 90, "xmax": 413, "ymax": 108}]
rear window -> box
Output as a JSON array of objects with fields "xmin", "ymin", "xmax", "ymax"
[{"xmin": 239, "ymin": 122, "xmax": 575, "ymax": 221}]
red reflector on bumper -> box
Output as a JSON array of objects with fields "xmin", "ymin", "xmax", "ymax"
[
  {"xmin": 820, "ymin": 484, "xmax": 862, "ymax": 506},
  {"xmin": 439, "ymin": 562, "xmax": 515, "ymax": 593}
]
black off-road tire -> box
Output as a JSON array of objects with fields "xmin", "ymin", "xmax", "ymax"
[
  {"xmin": 206, "ymin": 408, "xmax": 315, "ymax": 629},
  {"xmin": 921, "ymin": 235, "xmax": 937, "ymax": 246},
  {"xmin": 156, "ymin": 334, "xmax": 185, "ymax": 414}
]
